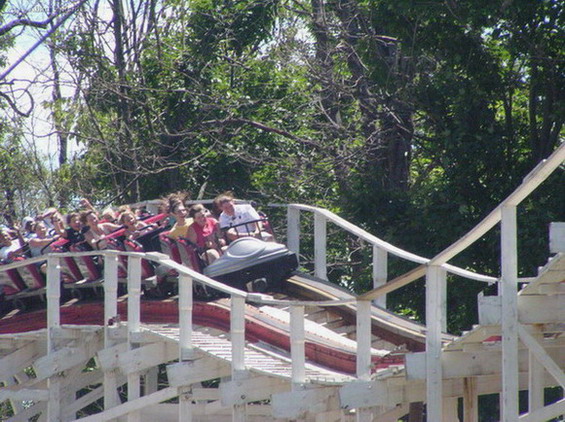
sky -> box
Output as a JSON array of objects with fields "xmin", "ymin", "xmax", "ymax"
[{"xmin": 3, "ymin": 2, "xmax": 84, "ymax": 167}]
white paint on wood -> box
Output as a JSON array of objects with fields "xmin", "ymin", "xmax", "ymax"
[
  {"xmin": 219, "ymin": 376, "xmax": 289, "ymax": 406},
  {"xmin": 231, "ymin": 296, "xmax": 246, "ymax": 373},
  {"xmin": 104, "ymin": 254, "xmax": 119, "ymax": 332},
  {"xmin": 167, "ymin": 359, "xmax": 231, "ymax": 387},
  {"xmin": 372, "ymin": 246, "xmax": 388, "ymax": 308},
  {"xmin": 178, "ymin": 274, "xmax": 193, "ymax": 359},
  {"xmin": 78, "ymin": 387, "xmax": 179, "ymax": 422},
  {"xmin": 501, "ymin": 205, "xmax": 519, "ymax": 422},
  {"xmin": 34, "ymin": 345, "xmax": 89, "ymax": 380},
  {"xmin": 290, "ymin": 305, "xmax": 305, "ymax": 386},
  {"xmin": 4, "ymin": 401, "xmax": 47, "ymax": 422},
  {"xmin": 287, "ymin": 206, "xmax": 300, "ymax": 259},
  {"xmin": 0, "ymin": 388, "xmax": 49, "ymax": 402},
  {"xmin": 339, "ymin": 380, "xmax": 402, "ymax": 409},
  {"xmin": 271, "ymin": 386, "xmax": 339, "ymax": 419},
  {"xmin": 356, "ymin": 300, "xmax": 372, "ymax": 381},
  {"xmin": 549, "ymin": 222, "xmax": 565, "ymax": 253},
  {"xmin": 127, "ymin": 256, "xmax": 142, "ymax": 334},
  {"xmin": 0, "ymin": 342, "xmax": 39, "ymax": 379},
  {"xmin": 518, "ymin": 325, "xmax": 565, "ymax": 388},
  {"xmin": 518, "ymin": 398, "xmax": 565, "ymax": 422},
  {"xmin": 425, "ymin": 265, "xmax": 445, "ymax": 422},
  {"xmin": 528, "ymin": 349, "xmax": 544, "ymax": 414},
  {"xmin": 314, "ymin": 212, "xmax": 327, "ymax": 280}
]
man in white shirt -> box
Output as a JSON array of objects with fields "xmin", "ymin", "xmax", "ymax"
[{"xmin": 215, "ymin": 194, "xmax": 272, "ymax": 241}]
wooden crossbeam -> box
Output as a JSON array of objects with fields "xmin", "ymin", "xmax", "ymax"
[
  {"xmin": 518, "ymin": 325, "xmax": 565, "ymax": 388},
  {"xmin": 77, "ymin": 387, "xmax": 179, "ymax": 422},
  {"xmin": 0, "ymin": 341, "xmax": 39, "ymax": 380}
]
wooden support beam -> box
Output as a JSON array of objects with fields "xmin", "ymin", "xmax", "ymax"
[
  {"xmin": 272, "ymin": 386, "xmax": 340, "ymax": 419},
  {"xmin": 518, "ymin": 325, "xmax": 565, "ymax": 388},
  {"xmin": 518, "ymin": 398, "xmax": 565, "ymax": 422},
  {"xmin": 339, "ymin": 380, "xmax": 402, "ymax": 409},
  {"xmin": 442, "ymin": 397, "xmax": 459, "ymax": 422},
  {"xmin": 290, "ymin": 305, "xmax": 305, "ymax": 387},
  {"xmin": 501, "ymin": 205, "xmax": 519, "ymax": 422},
  {"xmin": 77, "ymin": 387, "xmax": 179, "ymax": 422},
  {"xmin": 463, "ymin": 377, "xmax": 478, "ymax": 422},
  {"xmin": 0, "ymin": 342, "xmax": 39, "ymax": 380},
  {"xmin": 5, "ymin": 401, "xmax": 46, "ymax": 422},
  {"xmin": 0, "ymin": 388, "xmax": 49, "ymax": 402},
  {"xmin": 405, "ymin": 347, "xmax": 564, "ymax": 380},
  {"xmin": 167, "ymin": 359, "xmax": 231, "ymax": 387},
  {"xmin": 219, "ymin": 376, "xmax": 289, "ymax": 406},
  {"xmin": 426, "ymin": 265, "xmax": 445, "ymax": 422}
]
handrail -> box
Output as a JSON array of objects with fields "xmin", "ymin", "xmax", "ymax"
[
  {"xmin": 429, "ymin": 143, "xmax": 565, "ymax": 267},
  {"xmin": 269, "ymin": 203, "xmax": 497, "ymax": 284}
]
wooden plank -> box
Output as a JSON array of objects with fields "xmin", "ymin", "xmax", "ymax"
[
  {"xmin": 34, "ymin": 346, "xmax": 88, "ymax": 380},
  {"xmin": 97, "ymin": 342, "xmax": 129, "ymax": 371},
  {"xmin": 167, "ymin": 359, "xmax": 231, "ymax": 387},
  {"xmin": 339, "ymin": 380, "xmax": 402, "ymax": 409},
  {"xmin": 0, "ymin": 388, "xmax": 49, "ymax": 402},
  {"xmin": 119, "ymin": 342, "xmax": 177, "ymax": 375},
  {"xmin": 518, "ymin": 398, "xmax": 565, "ymax": 422},
  {"xmin": 426, "ymin": 265, "xmax": 445, "ymax": 422},
  {"xmin": 518, "ymin": 325, "xmax": 565, "ymax": 388},
  {"xmin": 219, "ymin": 376, "xmax": 289, "ymax": 405},
  {"xmin": 359, "ymin": 265, "xmax": 426, "ymax": 301},
  {"xmin": 405, "ymin": 347, "xmax": 564, "ymax": 380},
  {"xmin": 271, "ymin": 386, "xmax": 339, "ymax": 419},
  {"xmin": 77, "ymin": 387, "xmax": 179, "ymax": 422},
  {"xmin": 0, "ymin": 342, "xmax": 39, "ymax": 380},
  {"xmin": 5, "ymin": 401, "xmax": 47, "ymax": 422}
]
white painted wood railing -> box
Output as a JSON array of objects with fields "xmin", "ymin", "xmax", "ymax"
[{"xmin": 1, "ymin": 143, "xmax": 562, "ymax": 421}]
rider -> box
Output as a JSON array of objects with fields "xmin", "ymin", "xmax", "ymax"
[{"xmin": 214, "ymin": 192, "xmax": 272, "ymax": 242}]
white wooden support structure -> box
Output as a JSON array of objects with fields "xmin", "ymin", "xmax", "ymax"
[
  {"xmin": 463, "ymin": 377, "xmax": 478, "ymax": 422},
  {"xmin": 103, "ymin": 253, "xmax": 120, "ymax": 414},
  {"xmin": 356, "ymin": 299, "xmax": 374, "ymax": 422},
  {"xmin": 231, "ymin": 295, "xmax": 247, "ymax": 422},
  {"xmin": 178, "ymin": 273, "xmax": 194, "ymax": 421},
  {"xmin": 314, "ymin": 211, "xmax": 327, "ymax": 280},
  {"xmin": 425, "ymin": 264, "xmax": 445, "ymax": 422},
  {"xmin": 528, "ymin": 333, "xmax": 545, "ymax": 416},
  {"xmin": 127, "ymin": 256, "xmax": 142, "ymax": 422},
  {"xmin": 501, "ymin": 205, "xmax": 519, "ymax": 422},
  {"xmin": 290, "ymin": 304, "xmax": 305, "ymax": 388},
  {"xmin": 372, "ymin": 246, "xmax": 388, "ymax": 308},
  {"xmin": 287, "ymin": 206, "xmax": 301, "ymax": 260},
  {"xmin": 46, "ymin": 255, "xmax": 61, "ymax": 422}
]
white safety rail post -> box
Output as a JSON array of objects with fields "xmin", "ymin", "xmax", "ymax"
[
  {"xmin": 372, "ymin": 246, "xmax": 388, "ymax": 308},
  {"xmin": 356, "ymin": 299, "xmax": 373, "ymax": 422},
  {"xmin": 46, "ymin": 255, "xmax": 61, "ymax": 421},
  {"xmin": 178, "ymin": 274, "xmax": 194, "ymax": 421},
  {"xmin": 290, "ymin": 305, "xmax": 305, "ymax": 388},
  {"xmin": 500, "ymin": 205, "xmax": 519, "ymax": 422},
  {"xmin": 287, "ymin": 206, "xmax": 301, "ymax": 261},
  {"xmin": 426, "ymin": 265, "xmax": 445, "ymax": 422},
  {"xmin": 231, "ymin": 295, "xmax": 247, "ymax": 422},
  {"xmin": 103, "ymin": 253, "xmax": 120, "ymax": 412},
  {"xmin": 314, "ymin": 212, "xmax": 327, "ymax": 280},
  {"xmin": 127, "ymin": 256, "xmax": 142, "ymax": 422},
  {"xmin": 528, "ymin": 332, "xmax": 545, "ymax": 415}
]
